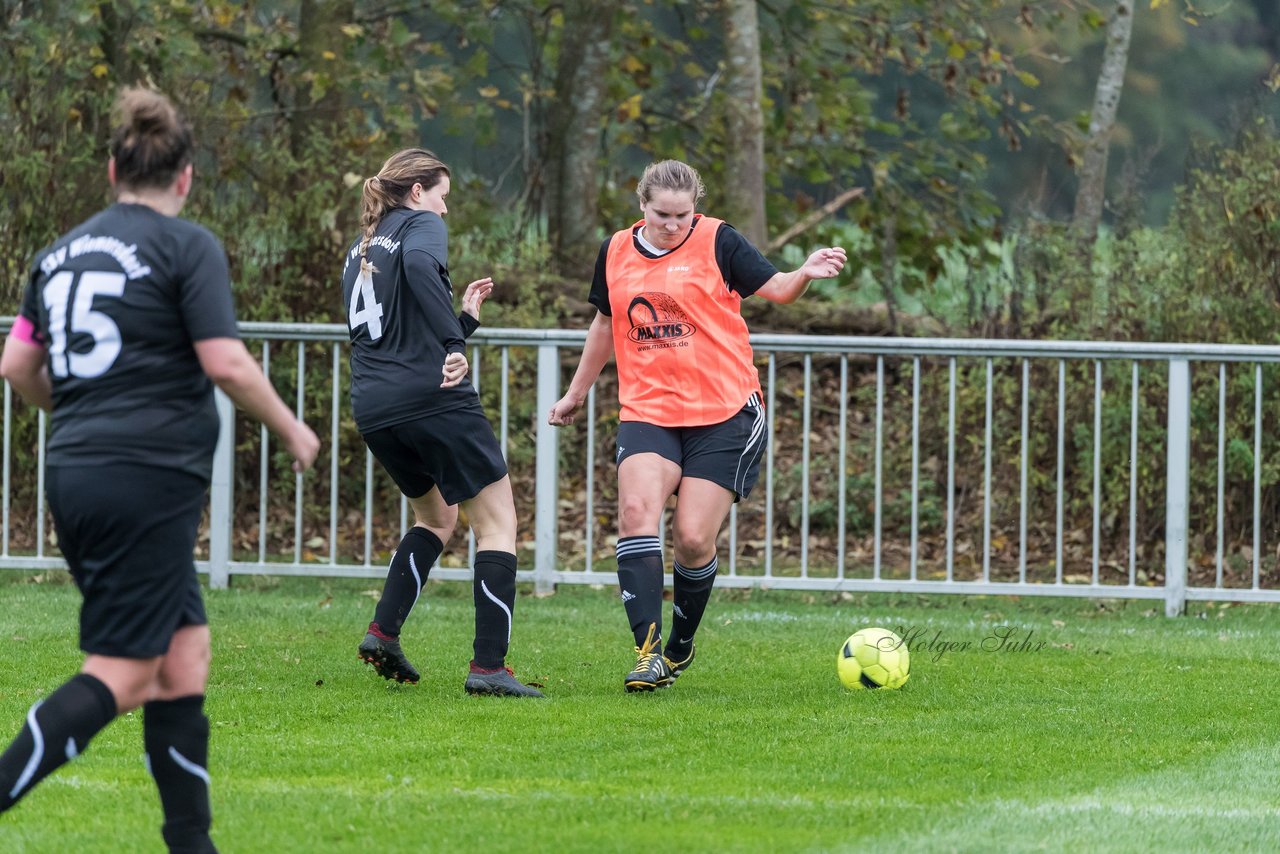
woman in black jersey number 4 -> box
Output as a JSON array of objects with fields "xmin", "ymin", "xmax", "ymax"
[
  {"xmin": 342, "ymin": 148, "xmax": 542, "ymax": 698},
  {"xmin": 0, "ymin": 88, "xmax": 319, "ymax": 852}
]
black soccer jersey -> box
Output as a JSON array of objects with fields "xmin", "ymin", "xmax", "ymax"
[
  {"xmin": 341, "ymin": 208, "xmax": 479, "ymax": 434},
  {"xmin": 587, "ymin": 218, "xmax": 779, "ymax": 316},
  {"xmin": 17, "ymin": 203, "xmax": 241, "ymax": 479}
]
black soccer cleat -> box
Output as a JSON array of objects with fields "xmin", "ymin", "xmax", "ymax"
[
  {"xmin": 625, "ymin": 623, "xmax": 672, "ymax": 693},
  {"xmin": 464, "ymin": 664, "xmax": 545, "ymax": 698},
  {"xmin": 358, "ymin": 632, "xmax": 420, "ymax": 684},
  {"xmin": 660, "ymin": 643, "xmax": 695, "ymax": 687}
]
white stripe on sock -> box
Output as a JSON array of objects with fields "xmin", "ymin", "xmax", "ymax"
[
  {"xmin": 410, "ymin": 553, "xmax": 423, "ymax": 607},
  {"xmin": 674, "ymin": 557, "xmax": 718, "ymax": 581},
  {"xmin": 168, "ymin": 746, "xmax": 211, "ymax": 787},
  {"xmin": 616, "ymin": 537, "xmax": 662, "ymax": 560},
  {"xmin": 480, "ymin": 580, "xmax": 513, "ymax": 645},
  {"xmin": 10, "ymin": 700, "xmax": 45, "ymax": 799}
]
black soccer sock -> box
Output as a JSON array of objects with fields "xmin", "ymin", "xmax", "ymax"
[
  {"xmin": 372, "ymin": 527, "xmax": 444, "ymax": 638},
  {"xmin": 616, "ymin": 535, "xmax": 665, "ymax": 649},
  {"xmin": 667, "ymin": 555, "xmax": 718, "ymax": 660},
  {"xmin": 144, "ymin": 694, "xmax": 216, "ymax": 854},
  {"xmin": 472, "ymin": 550, "xmax": 517, "ymax": 669},
  {"xmin": 0, "ymin": 673, "xmax": 117, "ymax": 812}
]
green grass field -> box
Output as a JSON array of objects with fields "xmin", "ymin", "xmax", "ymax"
[{"xmin": 2, "ymin": 572, "xmax": 1279, "ymax": 852}]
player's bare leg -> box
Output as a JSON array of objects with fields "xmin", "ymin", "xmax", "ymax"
[
  {"xmin": 662, "ymin": 477, "xmax": 734, "ymax": 685},
  {"xmin": 617, "ymin": 453, "xmax": 682, "ymax": 691},
  {"xmin": 144, "ymin": 626, "xmax": 218, "ymax": 853}
]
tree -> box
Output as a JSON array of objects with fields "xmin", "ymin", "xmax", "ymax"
[
  {"xmin": 1072, "ymin": 0, "xmax": 1135, "ymax": 242},
  {"xmin": 721, "ymin": 0, "xmax": 767, "ymax": 245},
  {"xmin": 291, "ymin": 0, "xmax": 356, "ymax": 163},
  {"xmin": 545, "ymin": 1, "xmax": 621, "ymax": 274},
  {"xmin": 0, "ymin": 0, "xmax": 1068, "ymax": 317}
]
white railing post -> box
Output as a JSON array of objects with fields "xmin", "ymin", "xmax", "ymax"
[
  {"xmin": 1164, "ymin": 359, "xmax": 1190, "ymax": 616},
  {"xmin": 208, "ymin": 389, "xmax": 234, "ymax": 590},
  {"xmin": 534, "ymin": 344, "xmax": 560, "ymax": 595}
]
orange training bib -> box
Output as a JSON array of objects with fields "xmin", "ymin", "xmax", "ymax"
[{"xmin": 605, "ymin": 216, "xmax": 762, "ymax": 426}]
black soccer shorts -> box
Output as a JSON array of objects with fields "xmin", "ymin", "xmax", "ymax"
[
  {"xmin": 362, "ymin": 398, "xmax": 509, "ymax": 505},
  {"xmin": 615, "ymin": 394, "xmax": 768, "ymax": 501},
  {"xmin": 47, "ymin": 463, "xmax": 209, "ymax": 659}
]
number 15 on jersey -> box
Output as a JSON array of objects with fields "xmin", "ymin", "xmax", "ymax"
[{"xmin": 43, "ymin": 270, "xmax": 127, "ymax": 379}]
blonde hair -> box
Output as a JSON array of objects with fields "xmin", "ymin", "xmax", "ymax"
[
  {"xmin": 358, "ymin": 148, "xmax": 450, "ymax": 273},
  {"xmin": 636, "ymin": 159, "xmax": 705, "ymax": 206},
  {"xmin": 109, "ymin": 87, "xmax": 193, "ymax": 191}
]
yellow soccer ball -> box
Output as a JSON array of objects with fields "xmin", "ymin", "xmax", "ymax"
[{"xmin": 837, "ymin": 627, "xmax": 910, "ymax": 690}]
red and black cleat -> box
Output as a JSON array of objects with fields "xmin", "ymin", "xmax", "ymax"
[{"xmin": 358, "ymin": 631, "xmax": 420, "ymax": 684}]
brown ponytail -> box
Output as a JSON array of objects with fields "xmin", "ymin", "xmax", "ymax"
[{"xmin": 358, "ymin": 148, "xmax": 450, "ymax": 273}]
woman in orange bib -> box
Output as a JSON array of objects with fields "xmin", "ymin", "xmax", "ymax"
[{"xmin": 548, "ymin": 160, "xmax": 846, "ymax": 692}]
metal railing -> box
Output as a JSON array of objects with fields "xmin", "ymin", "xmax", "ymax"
[{"xmin": 5, "ymin": 320, "xmax": 1280, "ymax": 616}]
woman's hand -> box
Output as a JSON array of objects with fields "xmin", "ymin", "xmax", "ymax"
[
  {"xmin": 284, "ymin": 422, "xmax": 321, "ymax": 473},
  {"xmin": 441, "ymin": 351, "xmax": 469, "ymax": 388},
  {"xmin": 754, "ymin": 246, "xmax": 849, "ymax": 304},
  {"xmin": 548, "ymin": 391, "xmax": 587, "ymax": 426},
  {"xmin": 461, "ymin": 277, "xmax": 495, "ymax": 321},
  {"xmin": 800, "ymin": 246, "xmax": 847, "ymax": 280}
]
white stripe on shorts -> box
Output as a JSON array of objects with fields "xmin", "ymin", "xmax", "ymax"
[{"xmin": 733, "ymin": 397, "xmax": 767, "ymax": 496}]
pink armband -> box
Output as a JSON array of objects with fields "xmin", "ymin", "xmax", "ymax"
[{"xmin": 9, "ymin": 316, "xmax": 44, "ymax": 347}]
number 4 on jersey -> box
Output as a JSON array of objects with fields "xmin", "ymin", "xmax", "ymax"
[{"xmin": 349, "ymin": 268, "xmax": 384, "ymax": 341}]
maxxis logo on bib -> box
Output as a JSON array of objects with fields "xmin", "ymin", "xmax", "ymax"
[{"xmin": 626, "ymin": 292, "xmax": 696, "ymax": 351}]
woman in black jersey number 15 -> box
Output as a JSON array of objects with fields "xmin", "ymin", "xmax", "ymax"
[
  {"xmin": 0, "ymin": 87, "xmax": 319, "ymax": 852},
  {"xmin": 342, "ymin": 148, "xmax": 542, "ymax": 698}
]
